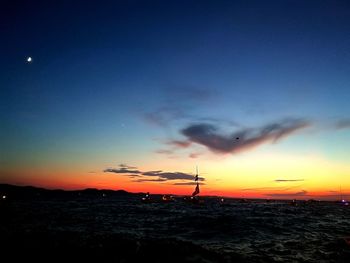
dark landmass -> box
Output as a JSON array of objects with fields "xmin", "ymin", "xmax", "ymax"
[
  {"xmin": 1, "ymin": 184, "xmax": 350, "ymax": 262},
  {"xmin": 0, "ymin": 184, "xmax": 133, "ymax": 199}
]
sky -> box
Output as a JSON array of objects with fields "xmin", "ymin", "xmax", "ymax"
[{"xmin": 1, "ymin": 0, "xmax": 350, "ymax": 200}]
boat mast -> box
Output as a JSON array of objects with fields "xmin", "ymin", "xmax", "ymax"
[{"xmin": 192, "ymin": 165, "xmax": 200, "ymax": 196}]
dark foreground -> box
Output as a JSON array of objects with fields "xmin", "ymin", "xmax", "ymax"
[{"xmin": 1, "ymin": 186, "xmax": 350, "ymax": 262}]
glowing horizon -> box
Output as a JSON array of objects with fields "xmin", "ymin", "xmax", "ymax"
[{"xmin": 2, "ymin": 149, "xmax": 349, "ymax": 200}]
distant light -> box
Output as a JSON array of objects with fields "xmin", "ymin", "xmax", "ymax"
[
  {"xmin": 2, "ymin": 195, "xmax": 6, "ymax": 199},
  {"xmin": 27, "ymin": 57, "xmax": 32, "ymax": 62},
  {"xmin": 221, "ymin": 198, "xmax": 224, "ymax": 202},
  {"xmin": 102, "ymin": 194, "xmax": 106, "ymax": 197},
  {"xmin": 342, "ymin": 199, "xmax": 346, "ymax": 203}
]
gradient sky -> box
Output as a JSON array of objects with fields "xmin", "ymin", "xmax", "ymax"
[{"xmin": 1, "ymin": 0, "xmax": 350, "ymax": 200}]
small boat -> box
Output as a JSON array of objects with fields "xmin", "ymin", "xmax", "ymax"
[
  {"xmin": 0, "ymin": 194, "xmax": 8, "ymax": 205},
  {"xmin": 141, "ymin": 192, "xmax": 152, "ymax": 203},
  {"xmin": 184, "ymin": 166, "xmax": 203, "ymax": 204},
  {"xmin": 161, "ymin": 195, "xmax": 175, "ymax": 202},
  {"xmin": 340, "ymin": 199, "xmax": 349, "ymax": 206}
]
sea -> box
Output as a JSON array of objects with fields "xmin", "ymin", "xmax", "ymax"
[{"xmin": 1, "ymin": 195, "xmax": 350, "ymax": 262}]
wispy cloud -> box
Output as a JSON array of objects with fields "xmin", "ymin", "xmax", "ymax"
[
  {"xmin": 142, "ymin": 86, "xmax": 216, "ymax": 127},
  {"xmin": 189, "ymin": 152, "xmax": 201, "ymax": 158},
  {"xmin": 104, "ymin": 164, "xmax": 204, "ymax": 183},
  {"xmin": 167, "ymin": 140, "xmax": 192, "ymax": 148},
  {"xmin": 335, "ymin": 119, "xmax": 350, "ymax": 129},
  {"xmin": 119, "ymin": 164, "xmax": 137, "ymax": 169},
  {"xmin": 132, "ymin": 178, "xmax": 167, "ymax": 182},
  {"xmin": 178, "ymin": 118, "xmax": 310, "ymax": 154},
  {"xmin": 125, "ymin": 174, "xmax": 141, "ymax": 178},
  {"xmin": 143, "ymin": 106, "xmax": 188, "ymax": 127},
  {"xmin": 142, "ymin": 171, "xmax": 204, "ymax": 181},
  {"xmin": 155, "ymin": 141, "xmax": 192, "ymax": 158},
  {"xmin": 104, "ymin": 164, "xmax": 141, "ymax": 174}
]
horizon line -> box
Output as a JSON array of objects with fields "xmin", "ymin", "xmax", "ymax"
[{"xmin": 0, "ymin": 182, "xmax": 347, "ymax": 202}]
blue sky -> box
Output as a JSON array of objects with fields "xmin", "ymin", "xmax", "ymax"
[{"xmin": 1, "ymin": 1, "xmax": 350, "ymax": 196}]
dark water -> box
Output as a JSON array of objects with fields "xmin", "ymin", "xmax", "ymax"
[{"xmin": 1, "ymin": 196, "xmax": 350, "ymax": 262}]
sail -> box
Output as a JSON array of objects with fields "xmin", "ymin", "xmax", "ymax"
[
  {"xmin": 192, "ymin": 182, "xmax": 200, "ymax": 196},
  {"xmin": 191, "ymin": 166, "xmax": 200, "ymax": 196}
]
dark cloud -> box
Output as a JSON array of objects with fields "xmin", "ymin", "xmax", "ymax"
[
  {"xmin": 142, "ymin": 171, "xmax": 204, "ymax": 181},
  {"xmin": 196, "ymin": 117, "xmax": 239, "ymax": 127},
  {"xmin": 132, "ymin": 178, "xmax": 167, "ymax": 182},
  {"xmin": 119, "ymin": 164, "xmax": 137, "ymax": 169},
  {"xmin": 275, "ymin": 179, "xmax": 304, "ymax": 182},
  {"xmin": 265, "ymin": 190, "xmax": 308, "ymax": 197},
  {"xmin": 180, "ymin": 118, "xmax": 310, "ymax": 154},
  {"xmin": 104, "ymin": 168, "xmax": 141, "ymax": 174},
  {"xmin": 173, "ymin": 182, "xmax": 205, "ymax": 185},
  {"xmin": 104, "ymin": 164, "xmax": 141, "ymax": 174},
  {"xmin": 335, "ymin": 119, "xmax": 350, "ymax": 129},
  {"xmin": 141, "ymin": 170, "xmax": 163, "ymax": 176},
  {"xmin": 104, "ymin": 164, "xmax": 204, "ymax": 183}
]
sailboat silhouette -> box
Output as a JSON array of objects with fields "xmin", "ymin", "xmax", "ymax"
[
  {"xmin": 192, "ymin": 166, "xmax": 200, "ymax": 197},
  {"xmin": 186, "ymin": 166, "xmax": 203, "ymax": 204}
]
